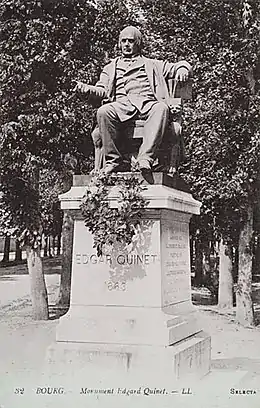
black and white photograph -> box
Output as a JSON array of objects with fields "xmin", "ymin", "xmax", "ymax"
[{"xmin": 0, "ymin": 1, "xmax": 259, "ymax": 407}]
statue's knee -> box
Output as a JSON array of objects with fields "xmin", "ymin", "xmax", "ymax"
[
  {"xmin": 97, "ymin": 103, "xmax": 113, "ymax": 120},
  {"xmin": 92, "ymin": 127, "xmax": 102, "ymax": 148},
  {"xmin": 97, "ymin": 105, "xmax": 106, "ymax": 119}
]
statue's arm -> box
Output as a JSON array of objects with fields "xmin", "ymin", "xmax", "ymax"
[
  {"xmin": 162, "ymin": 60, "xmax": 192, "ymax": 80},
  {"xmin": 74, "ymin": 64, "xmax": 111, "ymax": 106},
  {"xmin": 95, "ymin": 66, "xmax": 110, "ymax": 94}
]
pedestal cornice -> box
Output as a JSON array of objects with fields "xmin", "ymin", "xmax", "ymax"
[{"xmin": 59, "ymin": 173, "xmax": 201, "ymax": 215}]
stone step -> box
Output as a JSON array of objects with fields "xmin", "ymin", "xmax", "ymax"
[
  {"xmin": 168, "ymin": 319, "xmax": 201, "ymax": 345},
  {"xmin": 46, "ymin": 332, "xmax": 210, "ymax": 384}
]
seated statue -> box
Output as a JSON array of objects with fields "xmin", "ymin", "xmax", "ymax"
[{"xmin": 75, "ymin": 26, "xmax": 192, "ymax": 177}]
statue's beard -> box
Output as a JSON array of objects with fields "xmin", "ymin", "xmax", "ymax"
[{"xmin": 121, "ymin": 47, "xmax": 140, "ymax": 57}]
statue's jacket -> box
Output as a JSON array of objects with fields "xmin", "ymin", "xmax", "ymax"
[{"xmin": 95, "ymin": 56, "xmax": 192, "ymax": 105}]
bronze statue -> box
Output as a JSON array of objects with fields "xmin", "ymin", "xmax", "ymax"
[{"xmin": 76, "ymin": 26, "xmax": 192, "ymax": 176}]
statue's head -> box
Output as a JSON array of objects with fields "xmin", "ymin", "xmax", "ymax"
[{"xmin": 118, "ymin": 26, "xmax": 143, "ymax": 57}]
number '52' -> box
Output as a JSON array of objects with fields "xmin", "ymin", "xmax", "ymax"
[{"xmin": 14, "ymin": 388, "xmax": 25, "ymax": 394}]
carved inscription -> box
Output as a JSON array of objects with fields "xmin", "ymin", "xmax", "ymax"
[
  {"xmin": 163, "ymin": 221, "xmax": 190, "ymax": 306},
  {"xmin": 74, "ymin": 252, "xmax": 158, "ymax": 293},
  {"xmin": 106, "ymin": 280, "xmax": 126, "ymax": 291},
  {"xmin": 75, "ymin": 253, "xmax": 157, "ymax": 266}
]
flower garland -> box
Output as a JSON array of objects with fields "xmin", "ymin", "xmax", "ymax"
[{"xmin": 80, "ymin": 173, "xmax": 148, "ymax": 256}]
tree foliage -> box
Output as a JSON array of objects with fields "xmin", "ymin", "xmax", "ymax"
[
  {"xmin": 0, "ymin": 0, "xmax": 135, "ymax": 241},
  {"xmin": 137, "ymin": 0, "xmax": 260, "ymax": 244}
]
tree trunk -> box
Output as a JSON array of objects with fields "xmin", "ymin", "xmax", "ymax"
[
  {"xmin": 254, "ymin": 228, "xmax": 260, "ymax": 280},
  {"xmin": 233, "ymin": 245, "xmax": 239, "ymax": 283},
  {"xmin": 44, "ymin": 236, "xmax": 48, "ymax": 257},
  {"xmin": 52, "ymin": 235, "xmax": 56, "ymax": 256},
  {"xmin": 2, "ymin": 235, "xmax": 10, "ymax": 263},
  {"xmin": 218, "ymin": 240, "xmax": 233, "ymax": 309},
  {"xmin": 57, "ymin": 211, "xmax": 74, "ymax": 308},
  {"xmin": 56, "ymin": 232, "xmax": 61, "ymax": 256},
  {"xmin": 252, "ymin": 233, "xmax": 260, "ymax": 280},
  {"xmin": 202, "ymin": 242, "xmax": 210, "ymax": 275},
  {"xmin": 48, "ymin": 235, "xmax": 53, "ymax": 257},
  {"xmin": 194, "ymin": 240, "xmax": 203, "ymax": 286},
  {"xmin": 253, "ymin": 166, "xmax": 260, "ymax": 280},
  {"xmin": 26, "ymin": 246, "xmax": 49, "ymax": 320},
  {"xmin": 15, "ymin": 239, "xmax": 22, "ymax": 262},
  {"xmin": 236, "ymin": 206, "xmax": 254, "ymax": 325}
]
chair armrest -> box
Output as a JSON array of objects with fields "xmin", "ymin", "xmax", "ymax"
[{"xmin": 168, "ymin": 79, "xmax": 192, "ymax": 100}]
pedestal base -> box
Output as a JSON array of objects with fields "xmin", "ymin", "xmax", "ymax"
[
  {"xmin": 47, "ymin": 332, "xmax": 210, "ymax": 385},
  {"xmin": 56, "ymin": 303, "xmax": 202, "ymax": 346}
]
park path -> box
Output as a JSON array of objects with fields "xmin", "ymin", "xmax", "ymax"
[{"xmin": 0, "ymin": 257, "xmax": 61, "ymax": 310}]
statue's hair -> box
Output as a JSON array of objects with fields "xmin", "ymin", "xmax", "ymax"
[{"xmin": 118, "ymin": 26, "xmax": 143, "ymax": 52}]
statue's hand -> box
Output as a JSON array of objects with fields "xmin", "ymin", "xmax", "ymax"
[
  {"xmin": 175, "ymin": 67, "xmax": 189, "ymax": 83},
  {"xmin": 74, "ymin": 81, "xmax": 91, "ymax": 94}
]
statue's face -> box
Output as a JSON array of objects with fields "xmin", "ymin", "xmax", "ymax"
[{"xmin": 120, "ymin": 34, "xmax": 139, "ymax": 57}]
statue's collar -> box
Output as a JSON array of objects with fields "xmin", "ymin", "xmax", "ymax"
[{"xmin": 120, "ymin": 54, "xmax": 141, "ymax": 63}]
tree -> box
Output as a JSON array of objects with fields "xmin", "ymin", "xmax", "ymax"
[
  {"xmin": 15, "ymin": 239, "xmax": 22, "ymax": 262},
  {"xmin": 137, "ymin": 0, "xmax": 259, "ymax": 323},
  {"xmin": 1, "ymin": 235, "xmax": 10, "ymax": 263},
  {"xmin": 57, "ymin": 210, "xmax": 74, "ymax": 310},
  {"xmin": 218, "ymin": 240, "xmax": 233, "ymax": 309},
  {"xmin": 0, "ymin": 0, "xmax": 98, "ymax": 319},
  {"xmin": 236, "ymin": 207, "xmax": 254, "ymax": 325}
]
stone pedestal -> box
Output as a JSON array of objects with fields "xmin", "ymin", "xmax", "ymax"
[{"xmin": 47, "ymin": 174, "xmax": 210, "ymax": 392}]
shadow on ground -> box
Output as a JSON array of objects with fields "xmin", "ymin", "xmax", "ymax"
[
  {"xmin": 0, "ymin": 256, "xmax": 62, "ymax": 276},
  {"xmin": 0, "ymin": 276, "xmax": 22, "ymax": 282},
  {"xmin": 211, "ymin": 357, "xmax": 260, "ymax": 373},
  {"xmin": 192, "ymin": 287, "xmax": 217, "ymax": 306}
]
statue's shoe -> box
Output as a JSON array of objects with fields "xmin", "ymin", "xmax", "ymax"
[
  {"xmin": 138, "ymin": 160, "xmax": 154, "ymax": 184},
  {"xmin": 102, "ymin": 164, "xmax": 120, "ymax": 175}
]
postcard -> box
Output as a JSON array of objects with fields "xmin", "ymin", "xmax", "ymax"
[{"xmin": 0, "ymin": 1, "xmax": 259, "ymax": 407}]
